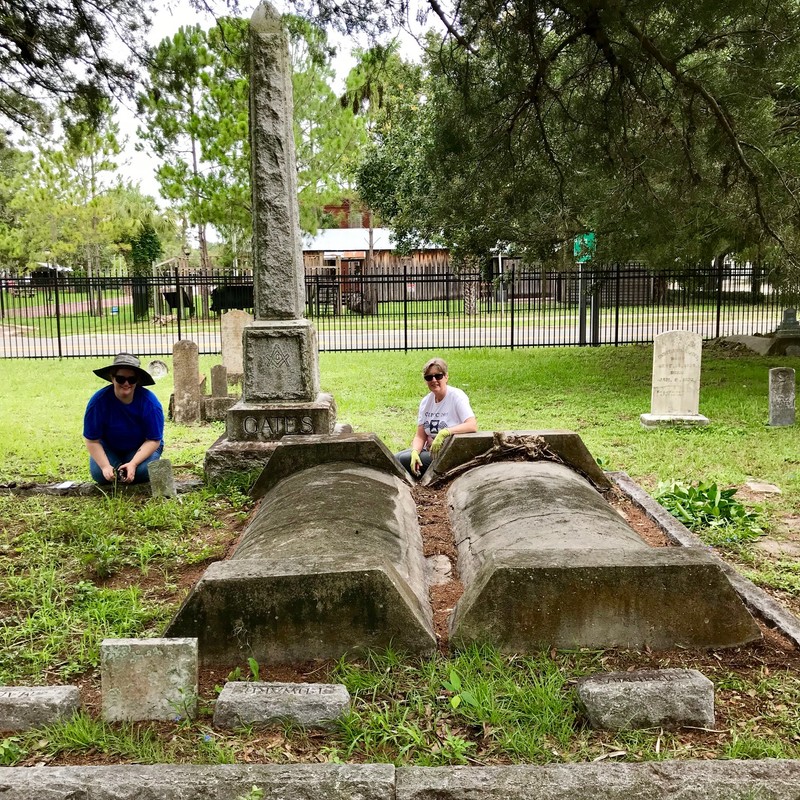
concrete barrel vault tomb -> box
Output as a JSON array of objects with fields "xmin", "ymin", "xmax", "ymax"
[
  {"xmin": 167, "ymin": 434, "xmax": 437, "ymax": 664},
  {"xmin": 447, "ymin": 460, "xmax": 761, "ymax": 651}
]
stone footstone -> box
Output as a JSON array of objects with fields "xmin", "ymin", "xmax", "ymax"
[
  {"xmin": 577, "ymin": 668, "xmax": 714, "ymax": 731},
  {"xmin": 769, "ymin": 367, "xmax": 795, "ymax": 426},
  {"xmin": 213, "ymin": 682, "xmax": 350, "ymax": 730},
  {"xmin": 0, "ymin": 685, "xmax": 80, "ymax": 732},
  {"xmin": 101, "ymin": 638, "xmax": 198, "ymax": 722},
  {"xmin": 147, "ymin": 459, "xmax": 176, "ymax": 498},
  {"xmin": 211, "ymin": 364, "xmax": 228, "ymax": 398}
]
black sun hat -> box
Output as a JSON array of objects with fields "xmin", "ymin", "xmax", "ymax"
[{"xmin": 93, "ymin": 353, "xmax": 155, "ymax": 387}]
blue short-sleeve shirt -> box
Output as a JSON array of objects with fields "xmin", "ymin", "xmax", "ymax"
[{"xmin": 83, "ymin": 385, "xmax": 164, "ymax": 454}]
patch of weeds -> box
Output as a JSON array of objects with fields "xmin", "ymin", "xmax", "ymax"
[
  {"xmin": 741, "ymin": 559, "xmax": 800, "ymax": 596},
  {"xmin": 332, "ymin": 645, "xmax": 580, "ymax": 764},
  {"xmin": 0, "ymin": 736, "xmax": 25, "ymax": 765},
  {"xmin": 654, "ymin": 480, "xmax": 765, "ymax": 546},
  {"xmin": 723, "ymin": 731, "xmax": 799, "ymax": 760},
  {"xmin": 27, "ymin": 712, "xmax": 171, "ymax": 763}
]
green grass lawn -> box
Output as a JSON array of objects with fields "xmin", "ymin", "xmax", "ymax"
[{"xmin": 2, "ymin": 343, "xmax": 800, "ymax": 767}]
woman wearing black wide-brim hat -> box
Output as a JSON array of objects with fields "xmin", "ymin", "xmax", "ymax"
[{"xmin": 83, "ymin": 353, "xmax": 164, "ymax": 484}]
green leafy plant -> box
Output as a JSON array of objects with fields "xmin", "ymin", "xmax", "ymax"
[
  {"xmin": 0, "ymin": 736, "xmax": 24, "ymax": 765},
  {"xmin": 441, "ymin": 669, "xmax": 478, "ymax": 710},
  {"xmin": 655, "ymin": 480, "xmax": 765, "ymax": 545}
]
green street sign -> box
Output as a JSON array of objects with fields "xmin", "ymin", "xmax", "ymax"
[{"xmin": 573, "ymin": 232, "xmax": 596, "ymax": 263}]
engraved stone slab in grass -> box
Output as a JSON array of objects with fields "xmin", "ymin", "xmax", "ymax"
[
  {"xmin": 101, "ymin": 638, "xmax": 198, "ymax": 722},
  {"xmin": 0, "ymin": 685, "xmax": 80, "ymax": 732},
  {"xmin": 420, "ymin": 430, "xmax": 610, "ymax": 489},
  {"xmin": 578, "ymin": 668, "xmax": 714, "ymax": 731},
  {"xmin": 214, "ymin": 682, "xmax": 350, "ymax": 730},
  {"xmin": 251, "ymin": 433, "xmax": 412, "ymax": 499},
  {"xmin": 167, "ymin": 462, "xmax": 436, "ymax": 663},
  {"xmin": 449, "ymin": 462, "xmax": 761, "ymax": 651}
]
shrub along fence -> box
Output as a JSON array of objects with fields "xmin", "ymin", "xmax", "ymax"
[{"xmin": 0, "ymin": 263, "xmax": 795, "ymax": 359}]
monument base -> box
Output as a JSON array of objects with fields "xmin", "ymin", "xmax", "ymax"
[
  {"xmin": 204, "ymin": 392, "xmax": 346, "ymax": 481},
  {"xmin": 640, "ymin": 413, "xmax": 710, "ymax": 428}
]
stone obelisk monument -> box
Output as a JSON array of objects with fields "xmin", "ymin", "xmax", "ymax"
[{"xmin": 205, "ymin": 1, "xmax": 337, "ymax": 479}]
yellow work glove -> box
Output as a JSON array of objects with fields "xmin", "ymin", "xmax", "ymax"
[
  {"xmin": 430, "ymin": 428, "xmax": 451, "ymax": 454},
  {"xmin": 410, "ymin": 449, "xmax": 423, "ymax": 474}
]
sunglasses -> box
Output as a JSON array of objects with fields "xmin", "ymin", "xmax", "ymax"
[
  {"xmin": 113, "ymin": 374, "xmax": 138, "ymax": 385},
  {"xmin": 424, "ymin": 372, "xmax": 445, "ymax": 382}
]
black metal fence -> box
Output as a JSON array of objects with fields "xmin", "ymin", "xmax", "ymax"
[{"xmin": 0, "ymin": 263, "xmax": 796, "ymax": 358}]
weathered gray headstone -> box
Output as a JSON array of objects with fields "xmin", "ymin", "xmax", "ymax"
[
  {"xmin": 769, "ymin": 367, "xmax": 795, "ymax": 426},
  {"xmin": 167, "ymin": 459, "xmax": 436, "ymax": 664},
  {"xmin": 577, "ymin": 668, "xmax": 714, "ymax": 731},
  {"xmin": 172, "ymin": 340, "xmax": 202, "ymax": 425},
  {"xmin": 204, "ymin": 2, "xmax": 337, "ymax": 479},
  {"xmin": 640, "ymin": 330, "xmax": 709, "ymax": 427},
  {"xmin": 213, "ymin": 682, "xmax": 350, "ymax": 730},
  {"xmin": 147, "ymin": 459, "xmax": 177, "ymax": 498},
  {"xmin": 0, "ymin": 685, "xmax": 80, "ymax": 732},
  {"xmin": 211, "ymin": 364, "xmax": 229, "ymax": 398},
  {"xmin": 768, "ymin": 307, "xmax": 800, "ymax": 355},
  {"xmin": 220, "ymin": 309, "xmax": 251, "ymax": 381},
  {"xmin": 448, "ymin": 461, "xmax": 760, "ymax": 651},
  {"xmin": 101, "ymin": 638, "xmax": 198, "ymax": 722}
]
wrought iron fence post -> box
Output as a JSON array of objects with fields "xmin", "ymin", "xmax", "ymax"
[
  {"xmin": 403, "ymin": 263, "xmax": 409, "ymax": 353},
  {"xmin": 578, "ymin": 265, "xmax": 587, "ymax": 345},
  {"xmin": 175, "ymin": 267, "xmax": 182, "ymax": 341},
  {"xmin": 510, "ymin": 264, "xmax": 515, "ymax": 350},
  {"xmin": 54, "ymin": 269, "xmax": 63, "ymax": 359},
  {"xmin": 715, "ymin": 258, "xmax": 724, "ymax": 339},
  {"xmin": 614, "ymin": 262, "xmax": 620, "ymax": 346},
  {"xmin": 590, "ymin": 269, "xmax": 601, "ymax": 346}
]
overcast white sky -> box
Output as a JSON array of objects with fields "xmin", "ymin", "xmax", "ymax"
[{"xmin": 118, "ymin": 0, "xmax": 423, "ymax": 201}]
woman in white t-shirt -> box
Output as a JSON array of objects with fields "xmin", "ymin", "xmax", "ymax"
[{"xmin": 396, "ymin": 357, "xmax": 477, "ymax": 477}]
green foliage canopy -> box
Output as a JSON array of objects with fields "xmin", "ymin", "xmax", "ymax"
[{"xmin": 335, "ymin": 0, "xmax": 800, "ymax": 269}]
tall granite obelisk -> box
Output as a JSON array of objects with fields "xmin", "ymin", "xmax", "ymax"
[{"xmin": 205, "ymin": 1, "xmax": 337, "ymax": 480}]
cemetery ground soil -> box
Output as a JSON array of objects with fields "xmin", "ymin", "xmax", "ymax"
[{"xmin": 9, "ymin": 482, "xmax": 800, "ymax": 767}]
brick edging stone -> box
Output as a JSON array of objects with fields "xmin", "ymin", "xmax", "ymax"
[{"xmin": 2, "ymin": 761, "xmax": 800, "ymax": 798}]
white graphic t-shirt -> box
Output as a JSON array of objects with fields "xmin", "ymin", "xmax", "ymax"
[{"xmin": 417, "ymin": 386, "xmax": 475, "ymax": 449}]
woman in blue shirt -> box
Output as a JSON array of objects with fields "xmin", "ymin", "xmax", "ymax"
[{"xmin": 83, "ymin": 353, "xmax": 164, "ymax": 484}]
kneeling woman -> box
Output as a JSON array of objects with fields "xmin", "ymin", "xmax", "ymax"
[
  {"xmin": 396, "ymin": 357, "xmax": 477, "ymax": 477},
  {"xmin": 83, "ymin": 353, "xmax": 164, "ymax": 484}
]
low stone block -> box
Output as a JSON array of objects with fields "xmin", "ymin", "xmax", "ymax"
[
  {"xmin": 202, "ymin": 396, "xmax": 237, "ymax": 422},
  {"xmin": 251, "ymin": 433, "xmax": 412, "ymax": 499},
  {"xmin": 577, "ymin": 668, "xmax": 714, "ymax": 731},
  {"xmin": 640, "ymin": 413, "xmax": 710, "ymax": 428},
  {"xmin": 396, "ymin": 761, "xmax": 800, "ymax": 800},
  {"xmin": 421, "ymin": 430, "xmax": 610, "ymax": 489},
  {"xmin": 213, "ymin": 682, "xmax": 350, "ymax": 730},
  {"xmin": 148, "ymin": 459, "xmax": 176, "ymax": 498},
  {"xmin": 0, "ymin": 764, "xmax": 395, "ymax": 800},
  {"xmin": 101, "ymin": 638, "xmax": 198, "ymax": 722},
  {"xmin": 0, "ymin": 685, "xmax": 80, "ymax": 732}
]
